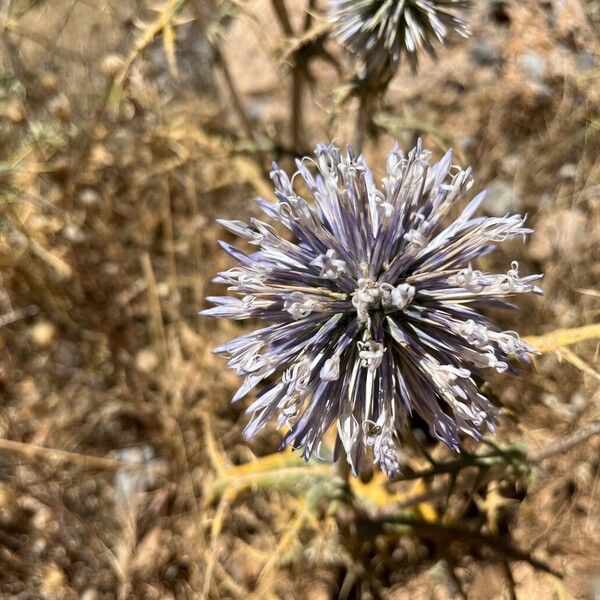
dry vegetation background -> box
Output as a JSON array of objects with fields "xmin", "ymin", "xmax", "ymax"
[{"xmin": 0, "ymin": 0, "xmax": 599, "ymax": 598}]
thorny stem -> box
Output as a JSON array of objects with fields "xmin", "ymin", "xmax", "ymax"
[
  {"xmin": 216, "ymin": 49, "xmax": 256, "ymax": 142},
  {"xmin": 358, "ymin": 515, "xmax": 562, "ymax": 578},
  {"xmin": 190, "ymin": 0, "xmax": 256, "ymax": 142},
  {"xmin": 271, "ymin": 0, "xmax": 304, "ymax": 151},
  {"xmin": 353, "ymin": 92, "xmax": 375, "ymax": 153},
  {"xmin": 272, "ymin": 0, "xmax": 294, "ymax": 36},
  {"xmin": 392, "ymin": 447, "xmax": 527, "ymax": 482},
  {"xmin": 291, "ymin": 66, "xmax": 306, "ymax": 152},
  {"xmin": 329, "ymin": 456, "xmax": 353, "ymax": 518},
  {"xmin": 272, "ymin": 0, "xmax": 319, "ymax": 152},
  {"xmin": 335, "ymin": 456, "xmax": 352, "ymax": 483}
]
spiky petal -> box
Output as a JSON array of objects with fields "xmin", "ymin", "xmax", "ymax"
[{"xmin": 202, "ymin": 141, "xmax": 542, "ymax": 478}]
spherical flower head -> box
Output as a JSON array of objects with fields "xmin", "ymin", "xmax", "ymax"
[
  {"xmin": 202, "ymin": 141, "xmax": 542, "ymax": 478},
  {"xmin": 329, "ymin": 0, "xmax": 470, "ymax": 84}
]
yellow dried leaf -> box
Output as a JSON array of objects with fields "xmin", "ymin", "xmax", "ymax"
[
  {"xmin": 200, "ymin": 412, "xmax": 230, "ymax": 476},
  {"xmin": 525, "ymin": 323, "xmax": 600, "ymax": 352},
  {"xmin": 162, "ymin": 21, "xmax": 178, "ymax": 78},
  {"xmin": 115, "ymin": 0, "xmax": 185, "ymax": 87},
  {"xmin": 350, "ymin": 472, "xmax": 398, "ymax": 507}
]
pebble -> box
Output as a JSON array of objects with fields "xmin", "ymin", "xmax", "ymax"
[
  {"xmin": 501, "ymin": 154, "xmax": 521, "ymax": 176},
  {"xmin": 113, "ymin": 445, "xmax": 158, "ymax": 507},
  {"xmin": 135, "ymin": 348, "xmax": 159, "ymax": 373},
  {"xmin": 100, "ymin": 54, "xmax": 124, "ymax": 77},
  {"xmin": 458, "ymin": 134, "xmax": 476, "ymax": 153},
  {"xmin": 62, "ymin": 223, "xmax": 85, "ymax": 243},
  {"xmin": 49, "ymin": 93, "xmax": 71, "ymax": 123},
  {"xmin": 484, "ymin": 180, "xmax": 521, "ymax": 216},
  {"xmin": 77, "ymin": 187, "xmax": 101, "ymax": 207},
  {"xmin": 470, "ymin": 40, "xmax": 502, "ymax": 67},
  {"xmin": 520, "ymin": 51, "xmax": 547, "ymax": 82},
  {"xmin": 29, "ymin": 321, "xmax": 56, "ymax": 348},
  {"xmin": 558, "ymin": 163, "xmax": 578, "ymax": 180},
  {"xmin": 569, "ymin": 393, "xmax": 587, "ymax": 412},
  {"xmin": 577, "ymin": 52, "xmax": 596, "ymax": 73},
  {"xmin": 39, "ymin": 72, "xmax": 59, "ymax": 94}
]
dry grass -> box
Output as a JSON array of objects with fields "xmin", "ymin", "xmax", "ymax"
[{"xmin": 0, "ymin": 1, "xmax": 599, "ymax": 598}]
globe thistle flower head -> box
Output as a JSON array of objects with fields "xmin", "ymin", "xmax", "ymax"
[
  {"xmin": 329, "ymin": 0, "xmax": 470, "ymax": 82},
  {"xmin": 202, "ymin": 141, "xmax": 542, "ymax": 478}
]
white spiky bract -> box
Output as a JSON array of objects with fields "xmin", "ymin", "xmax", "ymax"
[
  {"xmin": 329, "ymin": 0, "xmax": 470, "ymax": 81},
  {"xmin": 202, "ymin": 141, "xmax": 542, "ymax": 478}
]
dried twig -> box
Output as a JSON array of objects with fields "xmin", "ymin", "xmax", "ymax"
[
  {"xmin": 531, "ymin": 421, "xmax": 600, "ymax": 462},
  {"xmin": 0, "ymin": 437, "xmax": 133, "ymax": 470}
]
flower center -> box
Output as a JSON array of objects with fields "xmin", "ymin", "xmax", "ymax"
[{"xmin": 351, "ymin": 278, "xmax": 415, "ymax": 322}]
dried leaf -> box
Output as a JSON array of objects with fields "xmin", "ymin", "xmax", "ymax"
[
  {"xmin": 162, "ymin": 21, "xmax": 179, "ymax": 78},
  {"xmin": 525, "ymin": 323, "xmax": 600, "ymax": 352}
]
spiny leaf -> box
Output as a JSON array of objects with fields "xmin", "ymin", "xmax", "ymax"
[{"xmin": 109, "ymin": 0, "xmax": 186, "ymax": 100}]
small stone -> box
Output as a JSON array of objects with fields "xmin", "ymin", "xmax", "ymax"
[
  {"xmin": 501, "ymin": 154, "xmax": 520, "ymax": 176},
  {"xmin": 569, "ymin": 393, "xmax": 587, "ymax": 412},
  {"xmin": 77, "ymin": 188, "xmax": 101, "ymax": 206},
  {"xmin": 40, "ymin": 564, "xmax": 67, "ymax": 599},
  {"xmin": 470, "ymin": 40, "xmax": 501, "ymax": 66},
  {"xmin": 102, "ymin": 262, "xmax": 119, "ymax": 275},
  {"xmin": 136, "ymin": 348, "xmax": 159, "ymax": 373},
  {"xmin": 4, "ymin": 100, "xmax": 25, "ymax": 123},
  {"xmin": 484, "ymin": 181, "xmax": 521, "ymax": 217},
  {"xmin": 577, "ymin": 52, "xmax": 596, "ymax": 73},
  {"xmin": 558, "ymin": 163, "xmax": 578, "ymax": 180},
  {"xmin": 90, "ymin": 144, "xmax": 113, "ymax": 166},
  {"xmin": 458, "ymin": 134, "xmax": 476, "ymax": 152},
  {"xmin": 32, "ymin": 505, "xmax": 53, "ymax": 530},
  {"xmin": 62, "ymin": 224, "xmax": 85, "ymax": 243},
  {"xmin": 520, "ymin": 52, "xmax": 547, "ymax": 82},
  {"xmin": 49, "ymin": 94, "xmax": 71, "ymax": 122},
  {"xmin": 100, "ymin": 53, "xmax": 124, "ymax": 77},
  {"xmin": 29, "ymin": 321, "xmax": 56, "ymax": 348},
  {"xmin": 39, "ymin": 72, "xmax": 59, "ymax": 94},
  {"xmin": 113, "ymin": 446, "xmax": 160, "ymax": 507},
  {"xmin": 156, "ymin": 282, "xmax": 170, "ymax": 298}
]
